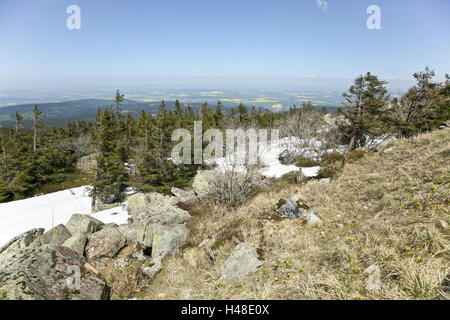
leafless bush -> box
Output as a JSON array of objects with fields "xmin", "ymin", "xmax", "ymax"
[
  {"xmin": 207, "ymin": 162, "xmax": 264, "ymax": 206},
  {"xmin": 276, "ymin": 108, "xmax": 323, "ymax": 161},
  {"xmin": 205, "ymin": 122, "xmax": 266, "ymax": 206},
  {"xmin": 73, "ymin": 134, "xmax": 94, "ymax": 158},
  {"xmin": 276, "ymin": 108, "xmax": 343, "ymax": 161}
]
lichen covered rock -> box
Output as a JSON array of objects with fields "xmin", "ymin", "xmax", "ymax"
[
  {"xmin": 126, "ymin": 193, "xmax": 149, "ymax": 221},
  {"xmin": 218, "ymin": 243, "xmax": 264, "ymax": 283},
  {"xmin": 85, "ymin": 227, "xmax": 126, "ymax": 261},
  {"xmin": 0, "ymin": 245, "xmax": 109, "ymax": 300},
  {"xmin": 0, "ymin": 228, "xmax": 44, "ymax": 269},
  {"xmin": 171, "ymin": 187, "xmax": 199, "ymax": 205},
  {"xmin": 66, "ymin": 214, "xmax": 104, "ymax": 236},
  {"xmin": 31, "ymin": 224, "xmax": 71, "ymax": 248},
  {"xmin": 192, "ymin": 170, "xmax": 217, "ymax": 197},
  {"xmin": 63, "ymin": 234, "xmax": 88, "ymax": 256}
]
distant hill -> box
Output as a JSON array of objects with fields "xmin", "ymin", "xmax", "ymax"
[
  {"xmin": 0, "ymin": 99, "xmax": 205, "ymax": 128},
  {"xmin": 0, "ymin": 98, "xmax": 341, "ymax": 128}
]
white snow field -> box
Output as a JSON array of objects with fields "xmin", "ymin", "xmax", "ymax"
[
  {"xmin": 208, "ymin": 136, "xmax": 329, "ymax": 179},
  {"xmin": 0, "ymin": 186, "xmax": 129, "ymax": 247}
]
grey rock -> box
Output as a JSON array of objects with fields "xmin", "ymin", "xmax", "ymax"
[
  {"xmin": 218, "ymin": 243, "xmax": 263, "ymax": 283},
  {"xmin": 305, "ymin": 212, "xmax": 322, "ymax": 226},
  {"xmin": 171, "ymin": 187, "xmax": 199, "ymax": 204},
  {"xmin": 0, "ymin": 228, "xmax": 44, "ymax": 269},
  {"xmin": 117, "ymin": 224, "xmax": 138, "ymax": 244},
  {"xmin": 127, "ymin": 192, "xmax": 181, "ymax": 222},
  {"xmin": 126, "ymin": 193, "xmax": 149, "ymax": 221},
  {"xmin": 66, "ymin": 214, "xmax": 104, "ymax": 236},
  {"xmin": 137, "ymin": 221, "xmax": 155, "ymax": 248},
  {"xmin": 145, "ymin": 205, "xmax": 190, "ymax": 225},
  {"xmin": 151, "ymin": 224, "xmax": 189, "ymax": 258},
  {"xmin": 140, "ymin": 252, "xmax": 164, "ymax": 279},
  {"xmin": 63, "ymin": 234, "xmax": 87, "ymax": 256},
  {"xmin": 32, "ymin": 224, "xmax": 71, "ymax": 248},
  {"xmin": 85, "ymin": 227, "xmax": 126, "ymax": 261},
  {"xmin": 76, "ymin": 153, "xmax": 97, "ymax": 173},
  {"xmin": 0, "ymin": 245, "xmax": 109, "ymax": 300},
  {"xmin": 192, "ymin": 170, "xmax": 217, "ymax": 197},
  {"xmin": 276, "ymin": 196, "xmax": 314, "ymax": 219},
  {"xmin": 139, "ymin": 224, "xmax": 190, "ymax": 278},
  {"xmin": 364, "ymin": 265, "xmax": 382, "ymax": 291}
]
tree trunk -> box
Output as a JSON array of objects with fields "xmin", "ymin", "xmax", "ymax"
[
  {"xmin": 347, "ymin": 135, "xmax": 356, "ymax": 153},
  {"xmin": 348, "ymin": 84, "xmax": 364, "ymax": 152},
  {"xmin": 33, "ymin": 113, "xmax": 37, "ymax": 153},
  {"xmin": 0, "ymin": 133, "xmax": 7, "ymax": 173}
]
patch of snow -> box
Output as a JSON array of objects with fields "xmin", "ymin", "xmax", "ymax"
[
  {"xmin": 260, "ymin": 164, "xmax": 299, "ymax": 178},
  {"xmin": 124, "ymin": 187, "xmax": 137, "ymax": 195},
  {"xmin": 207, "ymin": 136, "xmax": 326, "ymax": 179},
  {"xmin": 91, "ymin": 203, "xmax": 129, "ymax": 225},
  {"xmin": 301, "ymin": 166, "xmax": 321, "ymax": 177},
  {"xmin": 0, "ymin": 185, "xmax": 129, "ymax": 247}
]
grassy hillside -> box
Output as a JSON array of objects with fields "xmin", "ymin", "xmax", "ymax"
[{"xmin": 126, "ymin": 128, "xmax": 449, "ymax": 300}]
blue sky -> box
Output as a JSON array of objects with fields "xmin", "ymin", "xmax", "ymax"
[{"xmin": 0, "ymin": 0, "xmax": 449, "ymax": 90}]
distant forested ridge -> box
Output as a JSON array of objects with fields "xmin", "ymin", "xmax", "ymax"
[{"xmin": 0, "ymin": 99, "xmax": 205, "ymax": 128}]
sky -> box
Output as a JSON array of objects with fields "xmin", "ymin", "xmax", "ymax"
[{"xmin": 0, "ymin": 0, "xmax": 449, "ymax": 91}]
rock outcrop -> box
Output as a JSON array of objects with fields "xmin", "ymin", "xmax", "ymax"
[
  {"xmin": 127, "ymin": 193, "xmax": 149, "ymax": 221},
  {"xmin": 31, "ymin": 224, "xmax": 71, "ymax": 247},
  {"xmin": 0, "ymin": 228, "xmax": 44, "ymax": 269},
  {"xmin": 63, "ymin": 234, "xmax": 88, "ymax": 256},
  {"xmin": 66, "ymin": 214, "xmax": 104, "ymax": 236},
  {"xmin": 171, "ymin": 187, "xmax": 199, "ymax": 205},
  {"xmin": 85, "ymin": 227, "xmax": 126, "ymax": 261},
  {"xmin": 0, "ymin": 245, "xmax": 109, "ymax": 300},
  {"xmin": 138, "ymin": 221, "xmax": 190, "ymax": 279},
  {"xmin": 117, "ymin": 224, "xmax": 138, "ymax": 244}
]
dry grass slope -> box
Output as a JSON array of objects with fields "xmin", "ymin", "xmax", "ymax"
[{"xmin": 130, "ymin": 128, "xmax": 450, "ymax": 300}]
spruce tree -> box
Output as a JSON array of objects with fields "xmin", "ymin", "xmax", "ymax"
[
  {"xmin": 0, "ymin": 183, "xmax": 13, "ymax": 202},
  {"xmin": 33, "ymin": 105, "xmax": 43, "ymax": 153},
  {"xmin": 340, "ymin": 72, "xmax": 390, "ymax": 151},
  {"xmin": 398, "ymin": 67, "xmax": 449, "ymax": 136},
  {"xmin": 15, "ymin": 111, "xmax": 23, "ymax": 134},
  {"xmin": 92, "ymin": 108, "xmax": 128, "ymax": 203}
]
